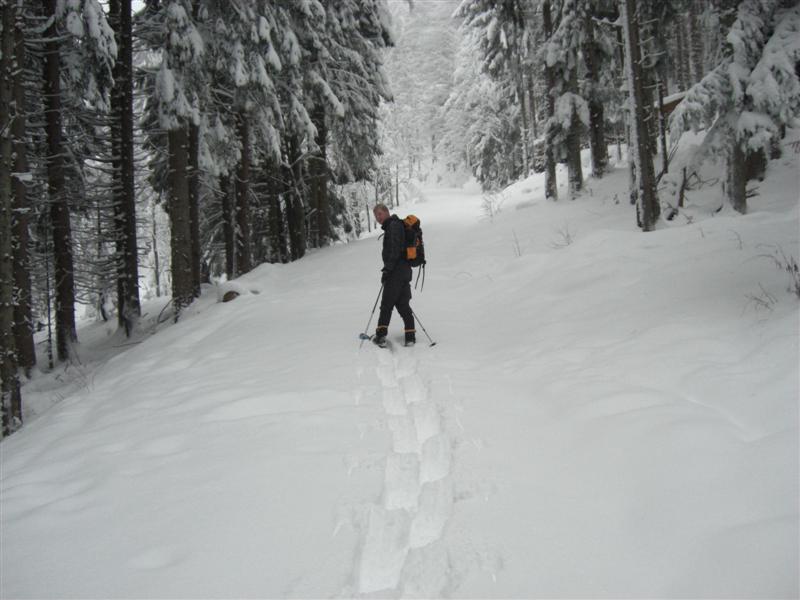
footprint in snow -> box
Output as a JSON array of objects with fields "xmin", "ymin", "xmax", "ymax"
[
  {"xmin": 381, "ymin": 387, "xmax": 407, "ymax": 416},
  {"xmin": 409, "ymin": 479, "xmax": 454, "ymax": 549},
  {"xmin": 387, "ymin": 414, "xmax": 422, "ymax": 454},
  {"xmin": 358, "ymin": 506, "xmax": 411, "ymax": 594},
  {"xmin": 400, "ymin": 374, "xmax": 428, "ymax": 404},
  {"xmin": 376, "ymin": 364, "xmax": 399, "ymax": 388},
  {"xmin": 420, "ymin": 434, "xmax": 452, "ymax": 484},
  {"xmin": 395, "ymin": 355, "xmax": 418, "ymax": 379},
  {"xmin": 411, "ymin": 401, "xmax": 441, "ymax": 446},
  {"xmin": 400, "ymin": 542, "xmax": 450, "ymax": 598},
  {"xmin": 384, "ymin": 453, "xmax": 421, "ymax": 511}
]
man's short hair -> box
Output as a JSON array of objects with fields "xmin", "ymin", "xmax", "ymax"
[{"xmin": 373, "ymin": 203, "xmax": 389, "ymax": 214}]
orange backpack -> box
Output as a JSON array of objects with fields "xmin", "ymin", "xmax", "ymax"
[{"xmin": 402, "ymin": 215, "xmax": 426, "ymax": 267}]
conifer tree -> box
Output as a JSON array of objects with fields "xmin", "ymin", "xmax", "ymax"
[
  {"xmin": 109, "ymin": 0, "xmax": 141, "ymax": 335},
  {"xmin": 670, "ymin": 1, "xmax": 799, "ymax": 214},
  {"xmin": 1, "ymin": 0, "xmax": 22, "ymax": 436},
  {"xmin": 11, "ymin": 2, "xmax": 33, "ymax": 375},
  {"xmin": 621, "ymin": 0, "xmax": 659, "ymax": 229}
]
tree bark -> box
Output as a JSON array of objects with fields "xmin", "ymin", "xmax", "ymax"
[
  {"xmin": 542, "ymin": 0, "xmax": 558, "ymax": 201},
  {"xmin": 11, "ymin": 13, "xmax": 34, "ymax": 375},
  {"xmin": 681, "ymin": 17, "xmax": 692, "ymax": 89},
  {"xmin": 265, "ymin": 159, "xmax": 287, "ymax": 263},
  {"xmin": 168, "ymin": 127, "xmax": 194, "ymax": 315},
  {"xmin": 110, "ymin": 0, "xmax": 141, "ymax": 336},
  {"xmin": 621, "ymin": 0, "xmax": 660, "ymax": 230},
  {"xmin": 150, "ymin": 201, "xmax": 161, "ymax": 297},
  {"xmin": 565, "ymin": 69, "xmax": 584, "ymax": 197},
  {"xmin": 674, "ymin": 19, "xmax": 688, "ymax": 91},
  {"xmin": 517, "ymin": 75, "xmax": 530, "ymax": 177},
  {"xmin": 727, "ymin": 141, "xmax": 747, "ymax": 214},
  {"xmin": 220, "ymin": 174, "xmax": 235, "ymax": 278},
  {"xmin": 526, "ymin": 72, "xmax": 538, "ymax": 141},
  {"xmin": 42, "ymin": 0, "xmax": 76, "ymax": 360},
  {"xmin": 309, "ymin": 104, "xmax": 329, "ymax": 246},
  {"xmin": 688, "ymin": 0, "xmax": 704, "ymax": 84},
  {"xmin": 188, "ymin": 0, "xmax": 202, "ymax": 286},
  {"xmin": 1, "ymin": 0, "xmax": 22, "ymax": 436},
  {"xmin": 656, "ymin": 73, "xmax": 669, "ymax": 176},
  {"xmin": 235, "ymin": 109, "xmax": 252, "ymax": 274},
  {"xmin": 584, "ymin": 10, "xmax": 608, "ymax": 178},
  {"xmin": 285, "ymin": 138, "xmax": 306, "ymax": 261},
  {"xmin": 188, "ymin": 121, "xmax": 201, "ymax": 295}
]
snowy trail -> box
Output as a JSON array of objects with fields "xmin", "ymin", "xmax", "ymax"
[
  {"xmin": 355, "ymin": 343, "xmax": 455, "ymax": 596},
  {"xmin": 2, "ymin": 158, "xmax": 798, "ymax": 598}
]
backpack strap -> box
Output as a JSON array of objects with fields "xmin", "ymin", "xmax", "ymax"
[{"xmin": 414, "ymin": 264, "xmax": 425, "ymax": 291}]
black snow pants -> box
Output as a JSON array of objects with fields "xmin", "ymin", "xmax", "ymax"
[{"xmin": 376, "ymin": 264, "xmax": 415, "ymax": 337}]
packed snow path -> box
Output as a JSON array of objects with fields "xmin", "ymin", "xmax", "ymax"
[
  {"xmin": 354, "ymin": 343, "xmax": 455, "ymax": 596},
  {"xmin": 2, "ymin": 157, "xmax": 798, "ymax": 598}
]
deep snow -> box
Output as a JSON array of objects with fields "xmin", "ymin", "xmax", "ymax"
[{"xmin": 1, "ymin": 147, "xmax": 798, "ymax": 598}]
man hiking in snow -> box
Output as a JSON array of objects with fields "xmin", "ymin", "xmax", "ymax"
[{"xmin": 373, "ymin": 203, "xmax": 416, "ymax": 347}]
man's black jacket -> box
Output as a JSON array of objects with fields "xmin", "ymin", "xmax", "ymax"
[{"xmin": 381, "ymin": 215, "xmax": 411, "ymax": 280}]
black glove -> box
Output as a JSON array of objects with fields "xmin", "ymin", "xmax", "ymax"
[{"xmin": 381, "ymin": 269, "xmax": 388, "ymax": 284}]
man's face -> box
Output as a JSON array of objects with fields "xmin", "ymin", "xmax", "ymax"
[{"xmin": 374, "ymin": 208, "xmax": 389, "ymax": 224}]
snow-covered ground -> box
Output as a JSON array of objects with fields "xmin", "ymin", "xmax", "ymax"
[{"xmin": 2, "ymin": 147, "xmax": 798, "ymax": 598}]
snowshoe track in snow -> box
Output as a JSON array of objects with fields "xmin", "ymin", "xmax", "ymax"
[{"xmin": 355, "ymin": 343, "xmax": 456, "ymax": 596}]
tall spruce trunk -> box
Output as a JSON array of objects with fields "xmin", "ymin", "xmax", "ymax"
[
  {"xmin": 309, "ymin": 104, "xmax": 329, "ymax": 246},
  {"xmin": 727, "ymin": 141, "xmax": 747, "ymax": 214},
  {"xmin": 688, "ymin": 0, "xmax": 704, "ymax": 83},
  {"xmin": 656, "ymin": 73, "xmax": 669, "ymax": 175},
  {"xmin": 517, "ymin": 75, "xmax": 530, "ymax": 176},
  {"xmin": 219, "ymin": 174, "xmax": 235, "ymax": 278},
  {"xmin": 0, "ymin": 0, "xmax": 21, "ymax": 437},
  {"xmin": 565, "ymin": 69, "xmax": 584, "ymax": 196},
  {"xmin": 265, "ymin": 158, "xmax": 287, "ymax": 263},
  {"xmin": 42, "ymin": 0, "xmax": 76, "ymax": 360},
  {"xmin": 680, "ymin": 17, "xmax": 692, "ymax": 89},
  {"xmin": 110, "ymin": 0, "xmax": 141, "ymax": 336},
  {"xmin": 150, "ymin": 202, "xmax": 161, "ymax": 296},
  {"xmin": 235, "ymin": 109, "xmax": 252, "ymax": 274},
  {"xmin": 188, "ymin": 122, "xmax": 201, "ymax": 295},
  {"xmin": 622, "ymin": 0, "xmax": 659, "ymax": 230},
  {"xmin": 12, "ymin": 13, "xmax": 34, "ymax": 375},
  {"xmin": 168, "ymin": 127, "xmax": 194, "ymax": 316},
  {"xmin": 542, "ymin": 0, "xmax": 558, "ymax": 201},
  {"xmin": 1, "ymin": 1, "xmax": 21, "ymax": 436},
  {"xmin": 285, "ymin": 138, "xmax": 306, "ymax": 261},
  {"xmin": 641, "ymin": 70, "xmax": 658, "ymax": 158},
  {"xmin": 526, "ymin": 72, "xmax": 538, "ymax": 141},
  {"xmin": 674, "ymin": 20, "xmax": 688, "ymax": 91},
  {"xmin": 584, "ymin": 11, "xmax": 608, "ymax": 178}
]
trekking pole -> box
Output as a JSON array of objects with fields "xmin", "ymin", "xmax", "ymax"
[
  {"xmin": 359, "ymin": 284, "xmax": 384, "ymax": 348},
  {"xmin": 411, "ymin": 310, "xmax": 437, "ymax": 347}
]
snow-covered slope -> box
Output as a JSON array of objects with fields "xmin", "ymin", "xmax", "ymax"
[{"xmin": 2, "ymin": 149, "xmax": 798, "ymax": 598}]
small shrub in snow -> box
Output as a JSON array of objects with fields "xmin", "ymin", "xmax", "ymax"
[
  {"xmin": 745, "ymin": 284, "xmax": 778, "ymax": 312},
  {"xmin": 551, "ymin": 224, "xmax": 574, "ymax": 249},
  {"xmin": 511, "ymin": 229, "xmax": 522, "ymax": 258},
  {"xmin": 760, "ymin": 246, "xmax": 800, "ymax": 299},
  {"xmin": 481, "ymin": 191, "xmax": 506, "ymax": 222},
  {"xmin": 729, "ymin": 230, "xmax": 744, "ymax": 250}
]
